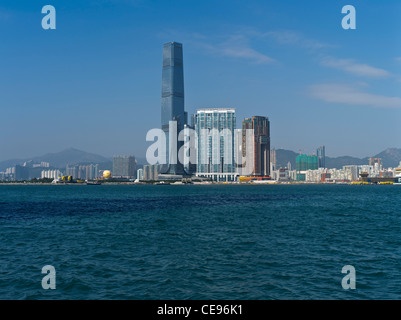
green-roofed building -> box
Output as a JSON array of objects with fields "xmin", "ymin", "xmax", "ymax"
[{"xmin": 296, "ymin": 154, "xmax": 318, "ymax": 181}]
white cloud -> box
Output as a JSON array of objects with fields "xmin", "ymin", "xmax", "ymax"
[
  {"xmin": 200, "ymin": 34, "xmax": 275, "ymax": 64},
  {"xmin": 218, "ymin": 35, "xmax": 275, "ymax": 64},
  {"xmin": 159, "ymin": 29, "xmax": 275, "ymax": 64},
  {"xmin": 308, "ymin": 84, "xmax": 401, "ymax": 109},
  {"xmin": 261, "ymin": 30, "xmax": 332, "ymax": 50},
  {"xmin": 161, "ymin": 28, "xmax": 332, "ymax": 65},
  {"xmin": 219, "ymin": 46, "xmax": 274, "ymax": 64},
  {"xmin": 320, "ymin": 57, "xmax": 392, "ymax": 78}
]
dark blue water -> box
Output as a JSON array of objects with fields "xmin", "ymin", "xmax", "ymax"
[{"xmin": 0, "ymin": 185, "xmax": 400, "ymax": 299}]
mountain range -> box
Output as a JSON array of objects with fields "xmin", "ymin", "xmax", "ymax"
[
  {"xmin": 0, "ymin": 148, "xmax": 110, "ymax": 171},
  {"xmin": 1, "ymin": 147, "xmax": 400, "ymax": 172},
  {"xmin": 275, "ymin": 148, "xmax": 401, "ymax": 169}
]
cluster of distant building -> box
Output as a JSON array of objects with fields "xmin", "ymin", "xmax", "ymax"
[
  {"xmin": 65, "ymin": 164, "xmax": 100, "ymax": 180},
  {"xmin": 0, "ymin": 160, "xmax": 51, "ymax": 181},
  {"xmin": 270, "ymin": 151, "xmax": 401, "ymax": 183},
  {"xmin": 2, "ymin": 149, "xmax": 400, "ymax": 183},
  {"xmin": 0, "ymin": 161, "xmax": 101, "ymax": 182},
  {"xmin": 0, "ymin": 155, "xmax": 135, "ymax": 182}
]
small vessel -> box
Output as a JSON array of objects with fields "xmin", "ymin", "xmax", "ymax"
[
  {"xmin": 156, "ymin": 181, "xmax": 170, "ymax": 185},
  {"xmin": 394, "ymin": 167, "xmax": 401, "ymax": 184},
  {"xmin": 86, "ymin": 180, "xmax": 102, "ymax": 185}
]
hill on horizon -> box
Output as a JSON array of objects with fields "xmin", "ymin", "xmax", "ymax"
[
  {"xmin": 1, "ymin": 147, "xmax": 400, "ymax": 172},
  {"xmin": 275, "ymin": 147, "xmax": 401, "ymax": 169},
  {"xmin": 0, "ymin": 148, "xmax": 110, "ymax": 171}
]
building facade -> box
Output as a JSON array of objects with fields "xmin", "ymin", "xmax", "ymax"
[
  {"xmin": 160, "ymin": 42, "xmax": 186, "ymax": 175},
  {"xmin": 242, "ymin": 116, "xmax": 270, "ymax": 177},
  {"xmin": 296, "ymin": 154, "xmax": 318, "ymax": 181},
  {"xmin": 270, "ymin": 148, "xmax": 277, "ymax": 173},
  {"xmin": 41, "ymin": 169, "xmax": 63, "ymax": 179},
  {"xmin": 195, "ymin": 108, "xmax": 236, "ymax": 181},
  {"xmin": 112, "ymin": 156, "xmax": 136, "ymax": 179},
  {"xmin": 143, "ymin": 164, "xmax": 162, "ymax": 181},
  {"xmin": 317, "ymin": 146, "xmax": 325, "ymax": 168},
  {"xmin": 66, "ymin": 164, "xmax": 99, "ymax": 180},
  {"xmin": 137, "ymin": 168, "xmax": 143, "ymax": 181},
  {"xmin": 368, "ymin": 157, "xmax": 382, "ymax": 171}
]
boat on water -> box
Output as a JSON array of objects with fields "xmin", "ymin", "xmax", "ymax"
[
  {"xmin": 394, "ymin": 167, "xmax": 401, "ymax": 184},
  {"xmin": 156, "ymin": 181, "xmax": 170, "ymax": 185},
  {"xmin": 86, "ymin": 180, "xmax": 102, "ymax": 185}
]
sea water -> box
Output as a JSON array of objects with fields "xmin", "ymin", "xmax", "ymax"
[{"xmin": 0, "ymin": 184, "xmax": 400, "ymax": 299}]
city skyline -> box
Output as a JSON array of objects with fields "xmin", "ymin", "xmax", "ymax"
[{"xmin": 0, "ymin": 0, "xmax": 400, "ymax": 161}]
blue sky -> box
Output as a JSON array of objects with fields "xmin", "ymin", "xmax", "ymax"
[{"xmin": 0, "ymin": 0, "xmax": 400, "ymax": 161}]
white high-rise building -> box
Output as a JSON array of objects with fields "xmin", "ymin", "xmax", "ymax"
[
  {"xmin": 41, "ymin": 169, "xmax": 63, "ymax": 179},
  {"xmin": 194, "ymin": 108, "xmax": 237, "ymax": 182},
  {"xmin": 137, "ymin": 168, "xmax": 143, "ymax": 180}
]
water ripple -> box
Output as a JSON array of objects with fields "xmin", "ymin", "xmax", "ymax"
[{"xmin": 0, "ymin": 185, "xmax": 400, "ymax": 299}]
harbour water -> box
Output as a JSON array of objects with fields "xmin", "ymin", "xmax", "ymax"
[{"xmin": 0, "ymin": 184, "xmax": 400, "ymax": 299}]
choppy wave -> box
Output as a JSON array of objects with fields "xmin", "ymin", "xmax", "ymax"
[{"xmin": 0, "ymin": 185, "xmax": 400, "ymax": 299}]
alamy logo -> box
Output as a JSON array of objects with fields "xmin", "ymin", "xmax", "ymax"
[
  {"xmin": 341, "ymin": 265, "xmax": 356, "ymax": 290},
  {"xmin": 41, "ymin": 5, "xmax": 56, "ymax": 30},
  {"xmin": 41, "ymin": 265, "xmax": 56, "ymax": 289},
  {"xmin": 342, "ymin": 5, "xmax": 356, "ymax": 30},
  {"xmin": 146, "ymin": 121, "xmax": 255, "ymax": 173},
  {"xmin": 39, "ymin": 5, "xmax": 357, "ymax": 31}
]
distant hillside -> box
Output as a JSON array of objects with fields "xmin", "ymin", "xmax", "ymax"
[
  {"xmin": 275, "ymin": 149, "xmax": 298, "ymax": 169},
  {"xmin": 0, "ymin": 158, "xmax": 23, "ymax": 172},
  {"xmin": 1, "ymin": 147, "xmax": 400, "ymax": 172},
  {"xmin": 275, "ymin": 148, "xmax": 401, "ymax": 169},
  {"xmin": 325, "ymin": 156, "xmax": 366, "ymax": 169},
  {"xmin": 371, "ymin": 148, "xmax": 401, "ymax": 168},
  {"xmin": 33, "ymin": 148, "xmax": 110, "ymax": 167},
  {"xmin": 0, "ymin": 148, "xmax": 110, "ymax": 171},
  {"xmin": 275, "ymin": 149, "xmax": 367, "ymax": 169}
]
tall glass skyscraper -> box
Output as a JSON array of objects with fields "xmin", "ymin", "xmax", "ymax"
[
  {"xmin": 242, "ymin": 116, "xmax": 270, "ymax": 177},
  {"xmin": 160, "ymin": 42, "xmax": 186, "ymax": 175},
  {"xmin": 317, "ymin": 146, "xmax": 326, "ymax": 168}
]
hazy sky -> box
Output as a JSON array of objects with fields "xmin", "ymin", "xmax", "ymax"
[{"xmin": 0, "ymin": 0, "xmax": 400, "ymax": 161}]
